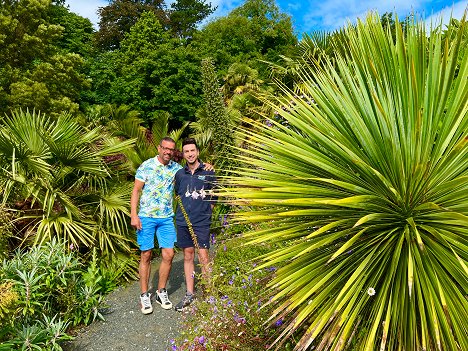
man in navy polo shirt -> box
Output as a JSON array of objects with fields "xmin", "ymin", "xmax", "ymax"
[{"xmin": 174, "ymin": 138, "xmax": 216, "ymax": 311}]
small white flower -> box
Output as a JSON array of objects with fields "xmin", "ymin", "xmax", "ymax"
[{"xmin": 367, "ymin": 287, "xmax": 376, "ymax": 296}]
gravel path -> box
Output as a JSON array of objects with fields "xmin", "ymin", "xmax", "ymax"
[{"xmin": 64, "ymin": 252, "xmax": 187, "ymax": 351}]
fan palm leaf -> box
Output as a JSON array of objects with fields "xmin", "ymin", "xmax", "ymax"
[
  {"xmin": 223, "ymin": 13, "xmax": 467, "ymax": 350},
  {"xmin": 0, "ymin": 109, "xmax": 135, "ymax": 254}
]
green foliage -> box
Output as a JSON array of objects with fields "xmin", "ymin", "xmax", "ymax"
[
  {"xmin": 91, "ymin": 11, "xmax": 203, "ymax": 125},
  {"xmin": 168, "ymin": 0, "xmax": 215, "ymax": 39},
  {"xmin": 194, "ymin": 0, "xmax": 297, "ymax": 74},
  {"xmin": 0, "ymin": 315, "xmax": 72, "ymax": 351},
  {"xmin": 48, "ymin": 3, "xmax": 95, "ymax": 56},
  {"xmin": 8, "ymin": 53, "xmax": 90, "ymax": 116},
  {"xmin": 0, "ymin": 0, "xmax": 91, "ymax": 116},
  {"xmin": 199, "ymin": 58, "xmax": 236, "ymax": 173},
  {"xmin": 0, "ymin": 281, "xmax": 17, "ymax": 329},
  {"xmin": 95, "ymin": 0, "xmax": 168, "ymax": 51},
  {"xmin": 223, "ymin": 14, "xmax": 468, "ymax": 350},
  {"xmin": 0, "ymin": 239, "xmax": 130, "ymax": 348},
  {"xmin": 0, "ymin": 206, "xmax": 14, "ymax": 260},
  {"xmin": 0, "ymin": 109, "xmax": 134, "ymax": 254}
]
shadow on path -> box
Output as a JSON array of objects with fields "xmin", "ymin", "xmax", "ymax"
[{"xmin": 64, "ymin": 252, "xmax": 186, "ymax": 351}]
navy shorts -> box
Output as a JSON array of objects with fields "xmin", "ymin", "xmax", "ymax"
[{"xmin": 176, "ymin": 225, "xmax": 210, "ymax": 249}]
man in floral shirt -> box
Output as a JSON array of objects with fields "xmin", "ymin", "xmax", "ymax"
[{"xmin": 130, "ymin": 137, "xmax": 182, "ymax": 314}]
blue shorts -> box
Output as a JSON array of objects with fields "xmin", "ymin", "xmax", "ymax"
[
  {"xmin": 137, "ymin": 217, "xmax": 176, "ymax": 251},
  {"xmin": 176, "ymin": 225, "xmax": 211, "ymax": 249}
]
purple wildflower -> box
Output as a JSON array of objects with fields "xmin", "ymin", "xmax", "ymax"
[
  {"xmin": 199, "ymin": 336, "xmax": 205, "ymax": 344},
  {"xmin": 275, "ymin": 319, "xmax": 283, "ymax": 326}
]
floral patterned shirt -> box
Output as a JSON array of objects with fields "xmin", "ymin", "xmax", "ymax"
[{"xmin": 135, "ymin": 157, "xmax": 182, "ymax": 218}]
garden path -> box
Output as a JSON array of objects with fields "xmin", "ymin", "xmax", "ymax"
[{"xmin": 64, "ymin": 252, "xmax": 187, "ymax": 351}]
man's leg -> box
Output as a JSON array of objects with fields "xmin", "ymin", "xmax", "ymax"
[
  {"xmin": 154, "ymin": 217, "xmax": 176, "ymax": 309},
  {"xmin": 136, "ymin": 217, "xmax": 156, "ymax": 314},
  {"xmin": 157, "ymin": 247, "xmax": 174, "ymax": 290},
  {"xmin": 183, "ymin": 247, "xmax": 195, "ymax": 294},
  {"xmin": 198, "ymin": 248, "xmax": 210, "ymax": 282},
  {"xmin": 139, "ymin": 249, "xmax": 152, "ymax": 293}
]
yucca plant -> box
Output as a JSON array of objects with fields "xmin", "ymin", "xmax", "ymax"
[{"xmin": 223, "ymin": 13, "xmax": 468, "ymax": 351}]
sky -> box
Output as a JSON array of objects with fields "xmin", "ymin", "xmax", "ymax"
[{"xmin": 66, "ymin": 0, "xmax": 467, "ymax": 35}]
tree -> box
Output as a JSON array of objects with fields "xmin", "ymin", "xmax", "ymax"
[
  {"xmin": 7, "ymin": 53, "xmax": 90, "ymax": 116},
  {"xmin": 193, "ymin": 0, "xmax": 297, "ymax": 76},
  {"xmin": 168, "ymin": 0, "xmax": 215, "ymax": 39},
  {"xmin": 0, "ymin": 0, "xmax": 91, "ymax": 116},
  {"xmin": 94, "ymin": 11, "xmax": 203, "ymax": 126},
  {"xmin": 48, "ymin": 3, "xmax": 94, "ymax": 56},
  {"xmin": 95, "ymin": 0, "xmax": 167, "ymax": 50},
  {"xmin": 223, "ymin": 14, "xmax": 468, "ymax": 350}
]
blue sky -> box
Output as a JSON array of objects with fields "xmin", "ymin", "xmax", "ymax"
[{"xmin": 66, "ymin": 0, "xmax": 467, "ymax": 35}]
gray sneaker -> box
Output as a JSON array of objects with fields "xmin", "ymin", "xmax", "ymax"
[
  {"xmin": 140, "ymin": 292, "xmax": 153, "ymax": 314},
  {"xmin": 175, "ymin": 293, "xmax": 194, "ymax": 312},
  {"xmin": 155, "ymin": 288, "xmax": 172, "ymax": 309}
]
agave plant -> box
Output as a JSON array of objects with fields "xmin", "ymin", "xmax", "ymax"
[
  {"xmin": 0, "ymin": 109, "xmax": 134, "ymax": 253},
  {"xmin": 224, "ymin": 13, "xmax": 467, "ymax": 350}
]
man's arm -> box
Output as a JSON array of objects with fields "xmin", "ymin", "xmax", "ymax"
[{"xmin": 130, "ymin": 179, "xmax": 145, "ymax": 230}]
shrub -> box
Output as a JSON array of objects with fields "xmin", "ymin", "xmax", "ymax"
[{"xmin": 0, "ymin": 239, "xmax": 128, "ymax": 349}]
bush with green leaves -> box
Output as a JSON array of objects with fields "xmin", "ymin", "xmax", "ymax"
[
  {"xmin": 223, "ymin": 13, "xmax": 468, "ymax": 351},
  {"xmin": 0, "ymin": 239, "xmax": 129, "ymax": 349}
]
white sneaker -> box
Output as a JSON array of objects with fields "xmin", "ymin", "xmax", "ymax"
[
  {"xmin": 155, "ymin": 288, "xmax": 172, "ymax": 309},
  {"xmin": 140, "ymin": 292, "xmax": 153, "ymax": 314}
]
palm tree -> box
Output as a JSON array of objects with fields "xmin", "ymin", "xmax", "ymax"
[
  {"xmin": 224, "ymin": 13, "xmax": 467, "ymax": 350},
  {"xmin": 0, "ymin": 109, "xmax": 135, "ymax": 254}
]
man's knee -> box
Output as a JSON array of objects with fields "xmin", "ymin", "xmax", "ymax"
[
  {"xmin": 140, "ymin": 250, "xmax": 152, "ymax": 263},
  {"xmin": 183, "ymin": 247, "xmax": 195, "ymax": 261},
  {"xmin": 161, "ymin": 248, "xmax": 174, "ymax": 262},
  {"xmin": 198, "ymin": 249, "xmax": 209, "ymax": 265}
]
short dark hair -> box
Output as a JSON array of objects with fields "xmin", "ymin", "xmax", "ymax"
[
  {"xmin": 160, "ymin": 136, "xmax": 176, "ymax": 145},
  {"xmin": 182, "ymin": 137, "xmax": 198, "ymax": 150}
]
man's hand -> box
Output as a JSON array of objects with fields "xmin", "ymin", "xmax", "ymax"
[
  {"xmin": 204, "ymin": 162, "xmax": 214, "ymax": 172},
  {"xmin": 131, "ymin": 215, "xmax": 142, "ymax": 230}
]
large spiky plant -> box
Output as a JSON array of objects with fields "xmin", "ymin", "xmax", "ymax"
[{"xmin": 224, "ymin": 13, "xmax": 468, "ymax": 350}]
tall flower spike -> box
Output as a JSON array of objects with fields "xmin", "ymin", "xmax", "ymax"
[{"xmin": 176, "ymin": 195, "xmax": 199, "ymax": 251}]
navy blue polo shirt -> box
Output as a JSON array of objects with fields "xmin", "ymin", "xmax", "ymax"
[{"xmin": 174, "ymin": 161, "xmax": 216, "ymax": 227}]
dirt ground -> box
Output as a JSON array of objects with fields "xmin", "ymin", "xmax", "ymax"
[{"xmin": 64, "ymin": 252, "xmax": 188, "ymax": 351}]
